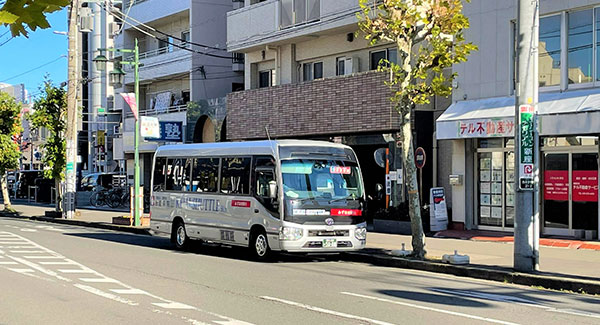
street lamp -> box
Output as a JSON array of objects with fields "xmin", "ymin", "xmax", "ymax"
[{"xmin": 93, "ymin": 39, "xmax": 142, "ymax": 227}]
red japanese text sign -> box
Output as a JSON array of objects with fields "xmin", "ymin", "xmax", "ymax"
[
  {"xmin": 544, "ymin": 170, "xmax": 568, "ymax": 201},
  {"xmin": 572, "ymin": 170, "xmax": 598, "ymax": 202}
]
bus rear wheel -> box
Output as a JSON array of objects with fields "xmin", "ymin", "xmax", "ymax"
[
  {"xmin": 173, "ymin": 221, "xmax": 189, "ymax": 250},
  {"xmin": 250, "ymin": 229, "xmax": 270, "ymax": 260}
]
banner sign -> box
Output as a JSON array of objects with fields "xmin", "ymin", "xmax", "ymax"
[
  {"xmin": 429, "ymin": 187, "xmax": 448, "ymax": 231},
  {"xmin": 572, "ymin": 170, "xmax": 599, "ymax": 202},
  {"xmin": 120, "ymin": 93, "xmax": 138, "ymax": 120},
  {"xmin": 543, "ymin": 170, "xmax": 568, "ymax": 201},
  {"xmin": 145, "ymin": 121, "xmax": 184, "ymax": 142},
  {"xmin": 457, "ymin": 118, "xmax": 515, "ymax": 138},
  {"xmin": 519, "ymin": 105, "xmax": 534, "ymax": 190}
]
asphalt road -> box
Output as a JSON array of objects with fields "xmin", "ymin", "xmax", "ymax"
[{"xmin": 1, "ymin": 216, "xmax": 599, "ymax": 325}]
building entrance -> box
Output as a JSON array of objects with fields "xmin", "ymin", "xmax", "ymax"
[{"xmin": 542, "ymin": 137, "xmax": 599, "ymax": 238}]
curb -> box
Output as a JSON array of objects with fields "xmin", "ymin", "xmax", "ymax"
[
  {"xmin": 1, "ymin": 212, "xmax": 151, "ymax": 236},
  {"xmin": 345, "ymin": 251, "xmax": 600, "ymax": 295}
]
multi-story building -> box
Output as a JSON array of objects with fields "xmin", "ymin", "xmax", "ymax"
[
  {"xmin": 226, "ymin": 0, "xmax": 450, "ymax": 218},
  {"xmin": 109, "ymin": 0, "xmax": 243, "ymax": 189},
  {"xmin": 436, "ymin": 0, "xmax": 600, "ymax": 238},
  {"xmin": 0, "ymin": 83, "xmax": 42, "ymax": 171}
]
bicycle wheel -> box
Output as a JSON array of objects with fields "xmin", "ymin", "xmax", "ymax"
[
  {"xmin": 107, "ymin": 193, "xmax": 121, "ymax": 209},
  {"xmin": 90, "ymin": 192, "xmax": 101, "ymax": 207}
]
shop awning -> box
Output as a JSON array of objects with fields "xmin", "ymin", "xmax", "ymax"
[{"xmin": 437, "ymin": 88, "xmax": 600, "ymax": 139}]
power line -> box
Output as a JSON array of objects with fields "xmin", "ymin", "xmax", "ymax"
[
  {"xmin": 0, "ymin": 55, "xmax": 67, "ymax": 83},
  {"xmin": 0, "ymin": 35, "xmax": 15, "ymax": 47}
]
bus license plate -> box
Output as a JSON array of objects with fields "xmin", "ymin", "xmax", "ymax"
[{"xmin": 323, "ymin": 239, "xmax": 337, "ymax": 248}]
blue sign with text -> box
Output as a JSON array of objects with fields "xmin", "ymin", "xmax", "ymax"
[{"xmin": 147, "ymin": 121, "xmax": 184, "ymax": 142}]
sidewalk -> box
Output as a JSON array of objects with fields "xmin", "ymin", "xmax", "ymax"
[{"xmin": 2, "ymin": 201, "xmax": 599, "ymax": 293}]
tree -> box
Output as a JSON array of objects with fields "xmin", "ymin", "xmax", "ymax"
[
  {"xmin": 28, "ymin": 80, "xmax": 66, "ymax": 212},
  {"xmin": 358, "ymin": 0, "xmax": 476, "ymax": 259},
  {"xmin": 0, "ymin": 0, "xmax": 69, "ymax": 37},
  {"xmin": 0, "ymin": 92, "xmax": 22, "ymax": 212}
]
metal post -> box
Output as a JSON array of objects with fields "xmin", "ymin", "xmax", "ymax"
[
  {"xmin": 65, "ymin": 0, "xmax": 80, "ymax": 219},
  {"xmin": 133, "ymin": 38, "xmax": 141, "ymax": 227},
  {"xmin": 514, "ymin": 0, "xmax": 540, "ymax": 272}
]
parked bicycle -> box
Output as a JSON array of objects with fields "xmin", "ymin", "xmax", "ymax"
[
  {"xmin": 90, "ymin": 188, "xmax": 111, "ymax": 207},
  {"xmin": 107, "ymin": 187, "xmax": 129, "ymax": 208}
]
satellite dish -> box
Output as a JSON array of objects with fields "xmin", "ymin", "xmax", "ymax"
[{"xmin": 374, "ymin": 148, "xmax": 387, "ymax": 168}]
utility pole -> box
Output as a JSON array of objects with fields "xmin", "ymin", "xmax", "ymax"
[
  {"xmin": 65, "ymin": 0, "xmax": 80, "ymax": 219},
  {"xmin": 514, "ymin": 0, "xmax": 540, "ymax": 272}
]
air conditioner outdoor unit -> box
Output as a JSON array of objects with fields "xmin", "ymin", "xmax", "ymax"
[
  {"xmin": 79, "ymin": 7, "xmax": 93, "ymax": 33},
  {"xmin": 109, "ymin": 22, "xmax": 121, "ymax": 37}
]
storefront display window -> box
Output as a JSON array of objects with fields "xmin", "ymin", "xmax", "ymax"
[{"xmin": 477, "ymin": 140, "xmax": 515, "ymax": 229}]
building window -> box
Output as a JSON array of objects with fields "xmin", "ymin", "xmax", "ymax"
[
  {"xmin": 259, "ymin": 70, "xmax": 271, "ymax": 88},
  {"xmin": 336, "ymin": 57, "xmax": 345, "ymax": 76},
  {"xmin": 302, "ymin": 62, "xmax": 323, "ymax": 81},
  {"xmin": 280, "ymin": 0, "xmax": 320, "ymax": 28},
  {"xmin": 181, "ymin": 31, "xmax": 190, "ymax": 47},
  {"xmin": 158, "ymin": 37, "xmax": 174, "ymax": 53},
  {"xmin": 568, "ymin": 9, "xmax": 593, "ymax": 85},
  {"xmin": 370, "ymin": 48, "xmax": 397, "ymax": 70}
]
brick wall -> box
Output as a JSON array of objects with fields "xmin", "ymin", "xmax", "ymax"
[{"xmin": 226, "ymin": 71, "xmax": 401, "ymax": 140}]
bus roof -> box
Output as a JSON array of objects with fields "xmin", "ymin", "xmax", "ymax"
[{"xmin": 154, "ymin": 140, "xmax": 351, "ymax": 158}]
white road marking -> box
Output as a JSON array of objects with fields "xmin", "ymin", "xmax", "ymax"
[
  {"xmin": 10, "ymin": 250, "xmax": 46, "ymax": 253},
  {"xmin": 6, "ymin": 246, "xmax": 37, "ymax": 249},
  {"xmin": 213, "ymin": 320, "xmax": 256, "ymax": 325},
  {"xmin": 0, "ymin": 261, "xmax": 19, "ymax": 265},
  {"xmin": 8, "ymin": 256, "xmax": 72, "ymax": 282},
  {"xmin": 0, "ymin": 242, "xmax": 28, "ymax": 244},
  {"xmin": 58, "ymin": 269, "xmax": 96, "ymax": 274},
  {"xmin": 79, "ymin": 277, "xmax": 119, "ymax": 283},
  {"xmin": 74, "ymin": 284, "xmax": 139, "ymax": 306},
  {"xmin": 20, "ymin": 228, "xmax": 37, "ymax": 232},
  {"xmin": 110, "ymin": 288, "xmax": 147, "ymax": 295},
  {"xmin": 24, "ymin": 256, "xmax": 63, "ymax": 259},
  {"xmin": 432, "ymin": 288, "xmax": 600, "ymax": 320},
  {"xmin": 39, "ymin": 261, "xmax": 76, "ymax": 265},
  {"xmin": 260, "ymin": 296, "xmax": 395, "ymax": 325},
  {"xmin": 152, "ymin": 302, "xmax": 196, "ymax": 310},
  {"xmin": 340, "ymin": 292, "xmax": 519, "ymax": 325},
  {"xmin": 8, "ymin": 268, "xmax": 35, "ymax": 273}
]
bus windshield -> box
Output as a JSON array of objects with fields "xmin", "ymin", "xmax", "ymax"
[{"xmin": 281, "ymin": 159, "xmax": 363, "ymax": 200}]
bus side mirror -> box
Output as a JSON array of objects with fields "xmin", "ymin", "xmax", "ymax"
[{"xmin": 268, "ymin": 181, "xmax": 277, "ymax": 199}]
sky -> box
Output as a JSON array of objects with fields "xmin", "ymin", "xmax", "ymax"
[{"xmin": 0, "ymin": 8, "xmax": 68, "ymax": 101}]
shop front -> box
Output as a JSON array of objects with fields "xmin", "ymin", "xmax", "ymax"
[{"xmin": 437, "ymin": 89, "xmax": 600, "ymax": 239}]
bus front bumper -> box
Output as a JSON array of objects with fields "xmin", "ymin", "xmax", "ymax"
[{"xmin": 278, "ymin": 224, "xmax": 367, "ymax": 253}]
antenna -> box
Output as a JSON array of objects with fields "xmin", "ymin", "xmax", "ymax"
[{"xmin": 265, "ymin": 126, "xmax": 271, "ymax": 141}]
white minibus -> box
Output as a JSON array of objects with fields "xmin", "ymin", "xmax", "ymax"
[{"xmin": 150, "ymin": 140, "xmax": 367, "ymax": 259}]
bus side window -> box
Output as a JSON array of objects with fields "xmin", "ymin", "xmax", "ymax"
[
  {"xmin": 253, "ymin": 156, "xmax": 279, "ymax": 215},
  {"xmin": 192, "ymin": 158, "xmax": 219, "ymax": 192},
  {"xmin": 153, "ymin": 157, "xmax": 167, "ymax": 192},
  {"xmin": 221, "ymin": 157, "xmax": 251, "ymax": 195},
  {"xmin": 166, "ymin": 158, "xmax": 189, "ymax": 191}
]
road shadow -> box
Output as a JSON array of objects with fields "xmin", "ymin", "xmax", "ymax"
[
  {"xmin": 351, "ymin": 248, "xmax": 600, "ymax": 283},
  {"xmin": 376, "ymin": 289, "xmax": 490, "ymax": 308},
  {"xmin": 65, "ymin": 232, "xmax": 344, "ymax": 264}
]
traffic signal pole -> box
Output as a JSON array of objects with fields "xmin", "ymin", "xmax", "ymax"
[{"xmin": 514, "ymin": 0, "xmax": 540, "ymax": 272}]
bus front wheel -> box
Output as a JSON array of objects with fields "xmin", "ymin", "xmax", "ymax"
[
  {"xmin": 250, "ymin": 228, "xmax": 270, "ymax": 260},
  {"xmin": 173, "ymin": 220, "xmax": 189, "ymax": 250}
]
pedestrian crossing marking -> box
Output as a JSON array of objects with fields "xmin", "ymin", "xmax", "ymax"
[
  {"xmin": 8, "ymin": 268, "xmax": 35, "ymax": 273},
  {"xmin": 39, "ymin": 261, "xmax": 76, "ymax": 265},
  {"xmin": 0, "ymin": 261, "xmax": 19, "ymax": 265},
  {"xmin": 24, "ymin": 256, "xmax": 63, "ymax": 259}
]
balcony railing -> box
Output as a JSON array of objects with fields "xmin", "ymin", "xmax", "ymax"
[
  {"xmin": 280, "ymin": 0, "xmax": 320, "ymax": 29},
  {"xmin": 124, "ymin": 104, "xmax": 187, "ymax": 118},
  {"xmin": 125, "ymin": 42, "xmax": 192, "ymax": 61}
]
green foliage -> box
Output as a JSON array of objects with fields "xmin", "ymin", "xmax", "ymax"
[
  {"xmin": 28, "ymin": 80, "xmax": 66, "ymax": 181},
  {"xmin": 0, "ymin": 0, "xmax": 69, "ymax": 37},
  {"xmin": 358, "ymin": 0, "xmax": 477, "ymax": 113},
  {"xmin": 0, "ymin": 91, "xmax": 22, "ymax": 174}
]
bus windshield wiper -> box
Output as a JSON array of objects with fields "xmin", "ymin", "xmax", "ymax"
[{"xmin": 328, "ymin": 196, "xmax": 357, "ymax": 204}]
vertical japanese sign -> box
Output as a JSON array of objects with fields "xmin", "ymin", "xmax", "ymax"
[{"xmin": 519, "ymin": 105, "xmax": 534, "ymax": 190}]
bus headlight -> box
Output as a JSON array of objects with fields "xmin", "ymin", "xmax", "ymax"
[
  {"xmin": 354, "ymin": 226, "xmax": 367, "ymax": 240},
  {"xmin": 279, "ymin": 227, "xmax": 304, "ymax": 241}
]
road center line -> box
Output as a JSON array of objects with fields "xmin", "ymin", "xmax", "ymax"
[
  {"xmin": 260, "ymin": 296, "xmax": 395, "ymax": 325},
  {"xmin": 340, "ymin": 292, "xmax": 520, "ymax": 325}
]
